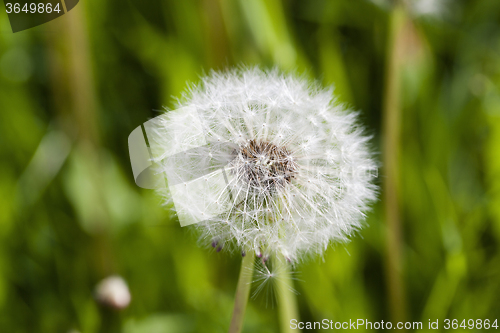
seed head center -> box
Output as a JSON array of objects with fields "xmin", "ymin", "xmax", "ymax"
[{"xmin": 233, "ymin": 139, "xmax": 297, "ymax": 192}]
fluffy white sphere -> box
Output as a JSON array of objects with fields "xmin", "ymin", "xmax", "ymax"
[
  {"xmin": 95, "ymin": 276, "xmax": 131, "ymax": 309},
  {"xmin": 153, "ymin": 67, "xmax": 377, "ymax": 263}
]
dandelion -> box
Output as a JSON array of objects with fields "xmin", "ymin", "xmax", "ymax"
[
  {"xmin": 94, "ymin": 275, "xmax": 131, "ymax": 310},
  {"xmin": 148, "ymin": 67, "xmax": 377, "ymax": 332},
  {"xmin": 368, "ymin": 0, "xmax": 449, "ymax": 19},
  {"xmin": 152, "ymin": 67, "xmax": 377, "ymax": 263}
]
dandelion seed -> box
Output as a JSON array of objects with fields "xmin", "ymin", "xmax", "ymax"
[{"xmin": 251, "ymin": 257, "xmax": 300, "ymax": 307}]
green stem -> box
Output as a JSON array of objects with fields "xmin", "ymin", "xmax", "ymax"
[
  {"xmin": 229, "ymin": 251, "xmax": 255, "ymax": 333},
  {"xmin": 277, "ymin": 263, "xmax": 299, "ymax": 333}
]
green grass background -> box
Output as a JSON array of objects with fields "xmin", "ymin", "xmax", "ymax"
[{"xmin": 0, "ymin": 0, "xmax": 500, "ymax": 332}]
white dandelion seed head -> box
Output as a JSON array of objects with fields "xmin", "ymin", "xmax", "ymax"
[
  {"xmin": 94, "ymin": 275, "xmax": 131, "ymax": 309},
  {"xmin": 410, "ymin": 0, "xmax": 448, "ymax": 19},
  {"xmin": 152, "ymin": 67, "xmax": 377, "ymax": 263},
  {"xmin": 368, "ymin": 0, "xmax": 449, "ymax": 19}
]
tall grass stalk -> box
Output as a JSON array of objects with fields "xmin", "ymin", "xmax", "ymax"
[{"xmin": 382, "ymin": 3, "xmax": 407, "ymax": 322}]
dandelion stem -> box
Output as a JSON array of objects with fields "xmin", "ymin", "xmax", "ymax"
[
  {"xmin": 229, "ymin": 251, "xmax": 255, "ymax": 333},
  {"xmin": 276, "ymin": 264, "xmax": 299, "ymax": 333}
]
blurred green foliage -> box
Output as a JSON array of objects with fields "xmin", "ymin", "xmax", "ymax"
[{"xmin": 1, "ymin": 0, "xmax": 500, "ymax": 332}]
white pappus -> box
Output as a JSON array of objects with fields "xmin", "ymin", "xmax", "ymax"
[{"xmin": 152, "ymin": 67, "xmax": 377, "ymax": 264}]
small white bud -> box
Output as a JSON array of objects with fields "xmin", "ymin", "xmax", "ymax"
[{"xmin": 95, "ymin": 275, "xmax": 131, "ymax": 310}]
